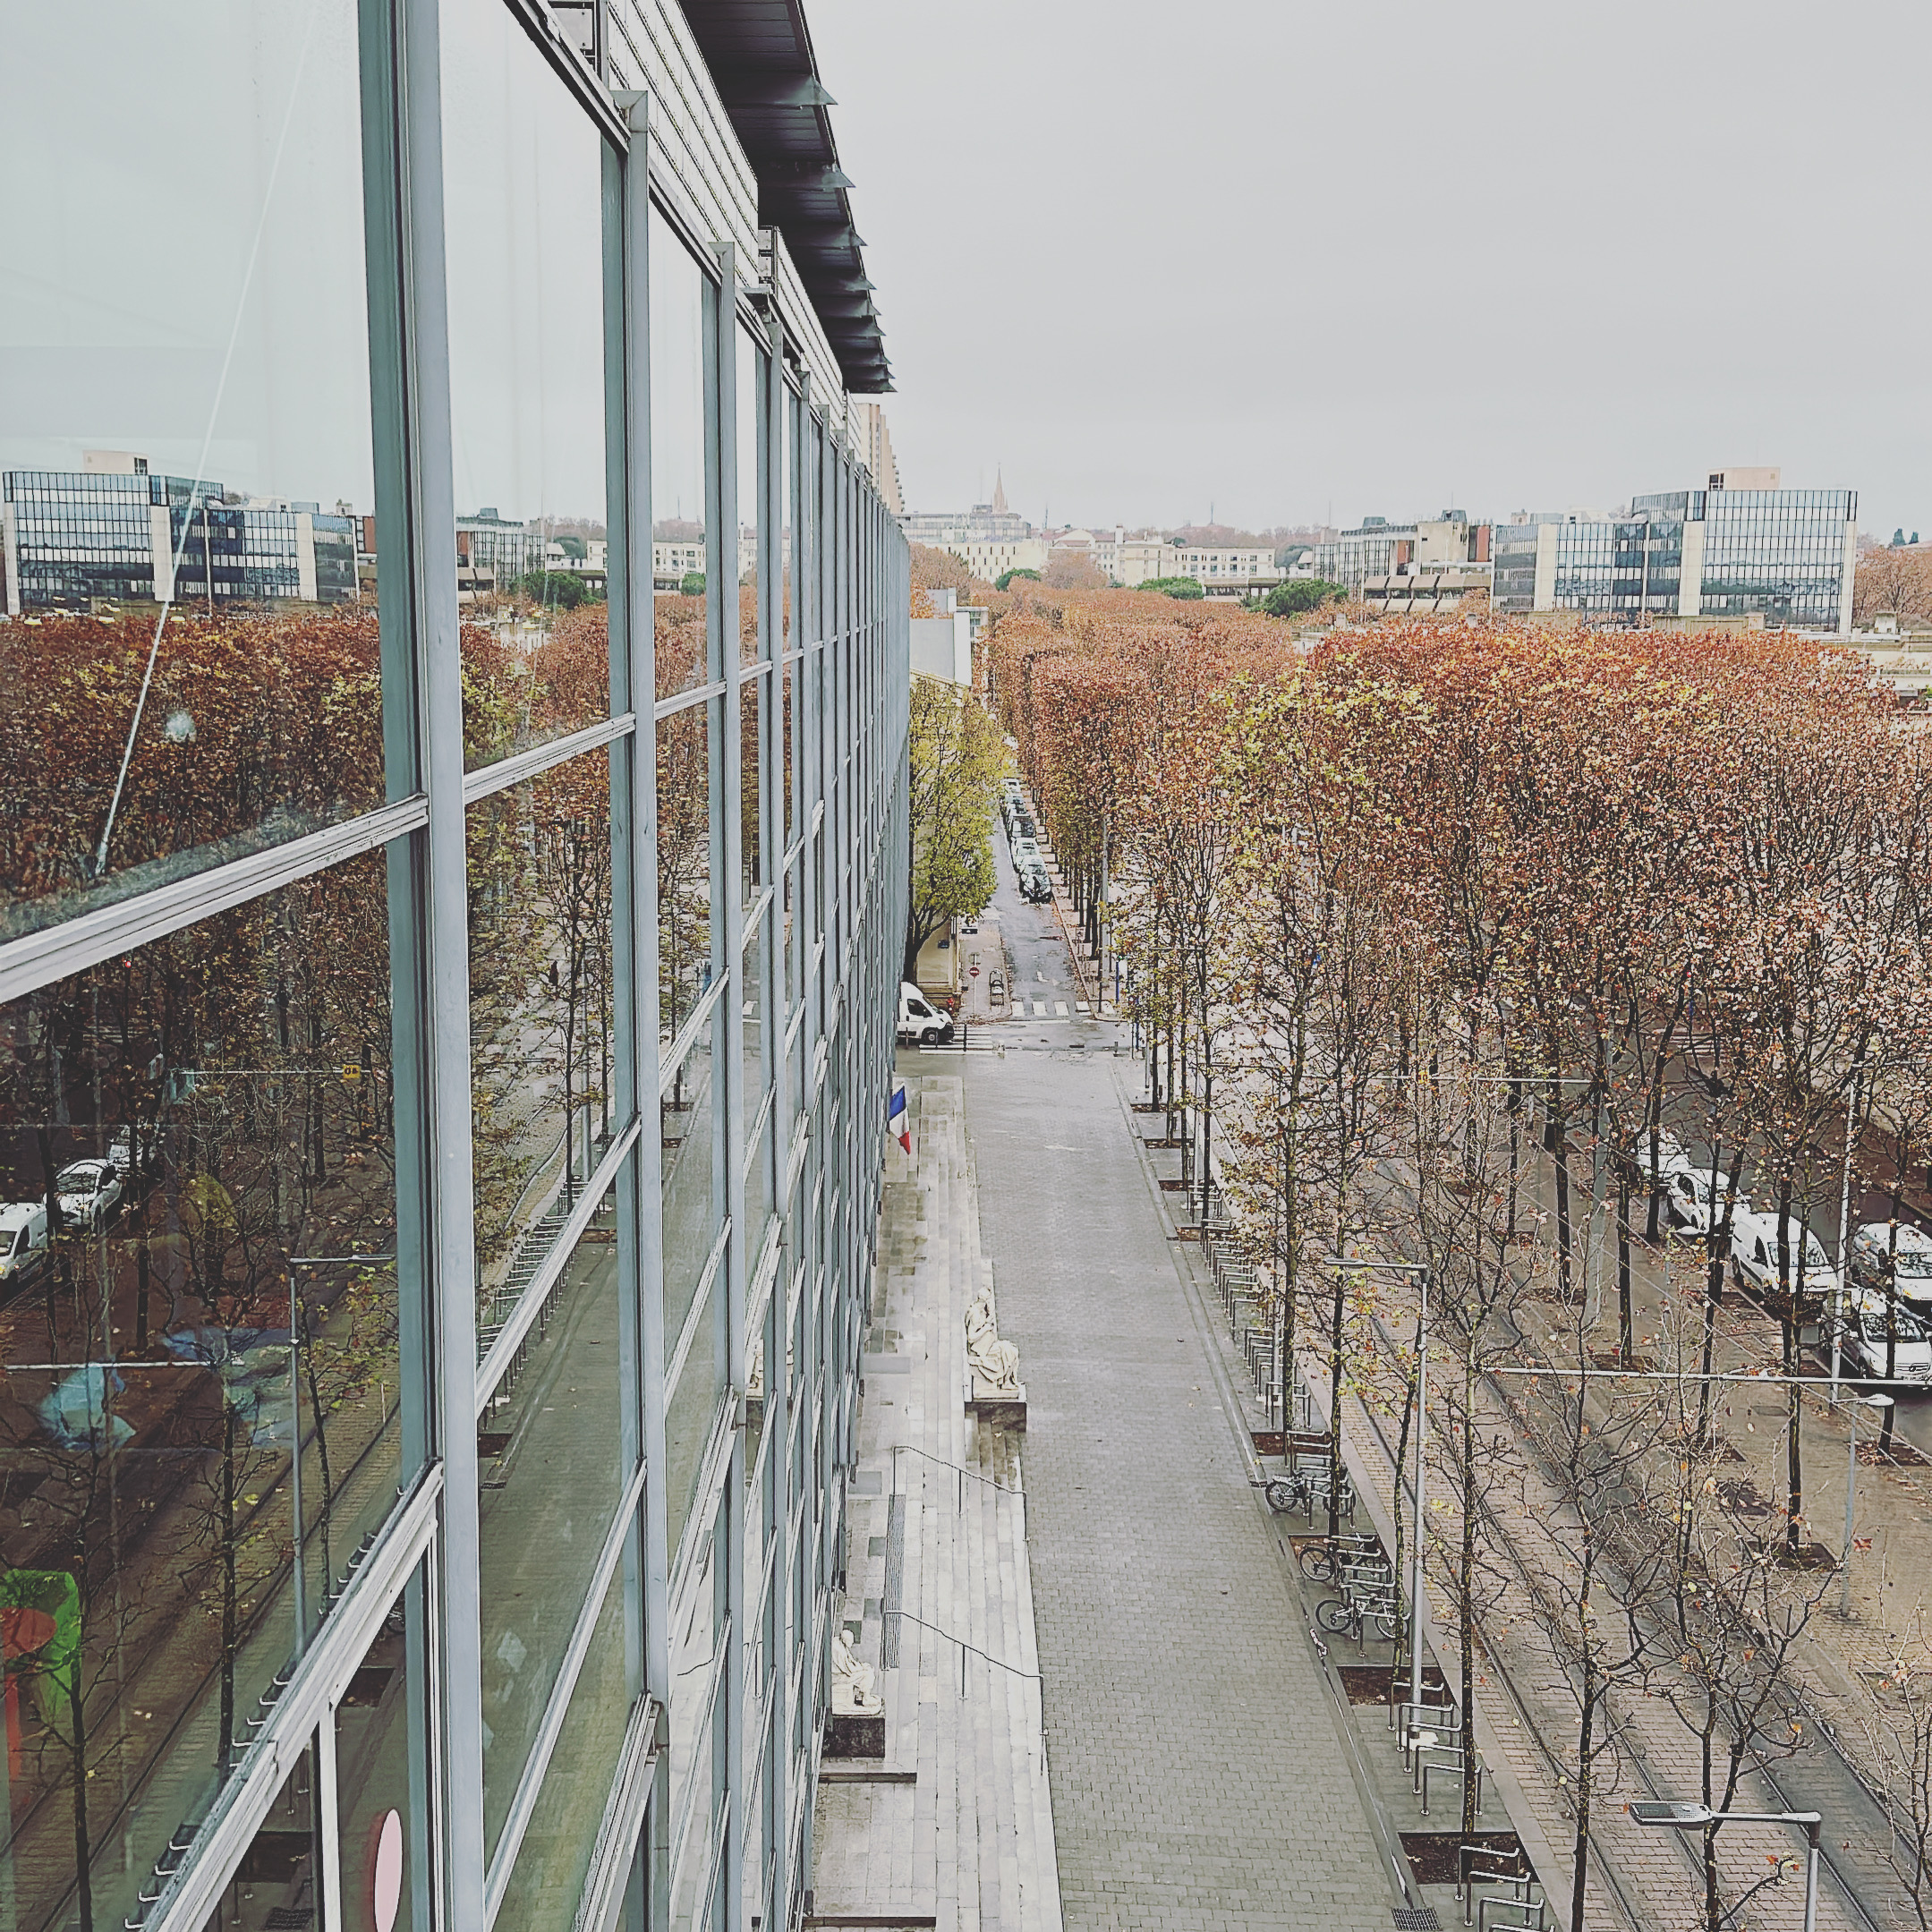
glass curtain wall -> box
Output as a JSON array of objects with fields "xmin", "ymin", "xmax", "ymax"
[{"xmin": 0, "ymin": 2, "xmax": 909, "ymax": 1928}]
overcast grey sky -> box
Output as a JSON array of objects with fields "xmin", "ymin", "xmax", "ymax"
[{"xmin": 811, "ymin": 0, "xmax": 1930, "ymax": 539}]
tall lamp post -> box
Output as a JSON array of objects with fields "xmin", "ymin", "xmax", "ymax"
[
  {"xmin": 1323, "ymin": 1255, "xmax": 1432, "ymax": 1712},
  {"xmin": 1631, "ymin": 1801, "xmax": 1820, "ymax": 1932},
  {"xmin": 1843, "ymin": 1391, "xmax": 1893, "ymax": 1617},
  {"xmin": 1830, "ymin": 1060, "xmax": 1867, "ymax": 1404}
]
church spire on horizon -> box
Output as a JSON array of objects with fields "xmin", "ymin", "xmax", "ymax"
[{"xmin": 992, "ymin": 467, "xmax": 1007, "ymax": 515}]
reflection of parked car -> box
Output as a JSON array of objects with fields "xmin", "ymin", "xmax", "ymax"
[
  {"xmin": 0, "ymin": 1203, "xmax": 49, "ymax": 1290},
  {"xmin": 55, "ymin": 1159, "xmax": 123, "ymax": 1233},
  {"xmin": 1850, "ymin": 1221, "xmax": 1932, "ymax": 1306},
  {"xmin": 107, "ymin": 1124, "xmax": 160, "ymax": 1182},
  {"xmin": 1840, "ymin": 1294, "xmax": 1932, "ymax": 1384}
]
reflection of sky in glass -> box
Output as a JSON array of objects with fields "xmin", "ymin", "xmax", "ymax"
[
  {"xmin": 0, "ymin": 2, "xmax": 375, "ymax": 506},
  {"xmin": 650, "ymin": 212, "xmax": 708, "ymax": 533},
  {"xmin": 442, "ymin": 0, "xmax": 607, "ymax": 528}
]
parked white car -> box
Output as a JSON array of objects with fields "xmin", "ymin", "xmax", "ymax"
[
  {"xmin": 1661, "ymin": 1164, "xmax": 1750, "ymax": 1238},
  {"xmin": 1849, "ymin": 1221, "xmax": 1932, "ymax": 1307},
  {"xmin": 0, "ymin": 1203, "xmax": 49, "ymax": 1290},
  {"xmin": 55, "ymin": 1158, "xmax": 123, "ymax": 1233},
  {"xmin": 1840, "ymin": 1294, "xmax": 1932, "ymax": 1385},
  {"xmin": 1729, "ymin": 1207, "xmax": 1843, "ymax": 1303},
  {"xmin": 1630, "ymin": 1126, "xmax": 1691, "ymax": 1187}
]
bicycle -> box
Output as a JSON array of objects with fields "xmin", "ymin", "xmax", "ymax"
[
  {"xmin": 1298, "ymin": 1534, "xmax": 1383, "ymax": 1583},
  {"xmin": 1315, "ymin": 1590, "xmax": 1400, "ymax": 1643}
]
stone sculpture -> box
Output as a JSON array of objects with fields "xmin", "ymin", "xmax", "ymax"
[
  {"xmin": 831, "ymin": 1627, "xmax": 882, "ymax": 1714},
  {"xmin": 965, "ymin": 1287, "xmax": 1022, "ymax": 1394}
]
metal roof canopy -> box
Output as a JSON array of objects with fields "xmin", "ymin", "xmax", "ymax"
[{"xmin": 677, "ymin": 0, "xmax": 891, "ymax": 394}]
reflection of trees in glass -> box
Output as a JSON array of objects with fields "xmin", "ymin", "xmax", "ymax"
[
  {"xmin": 0, "ymin": 848, "xmax": 396, "ymax": 1931},
  {"xmin": 531, "ymin": 756, "xmax": 615, "ymax": 1201},
  {"xmin": 0, "ymin": 608, "xmax": 384, "ymax": 926},
  {"xmin": 656, "ymin": 595, "xmax": 712, "ymax": 1042}
]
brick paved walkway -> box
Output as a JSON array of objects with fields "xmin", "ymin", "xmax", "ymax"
[{"xmin": 960, "ymin": 1043, "xmax": 1395, "ymax": 1931}]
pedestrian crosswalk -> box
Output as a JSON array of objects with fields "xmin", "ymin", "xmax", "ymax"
[{"xmin": 1027, "ymin": 1000, "xmax": 1072, "ymax": 1018}]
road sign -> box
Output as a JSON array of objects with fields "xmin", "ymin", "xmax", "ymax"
[{"xmin": 969, "ymin": 966, "xmax": 980, "ymax": 978}]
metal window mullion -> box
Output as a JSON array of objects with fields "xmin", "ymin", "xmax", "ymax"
[
  {"xmin": 379, "ymin": 0, "xmax": 490, "ymax": 1922},
  {"xmin": 714, "ymin": 238, "xmax": 751, "ymax": 1932},
  {"xmin": 609, "ymin": 106, "xmax": 659, "ymax": 1809},
  {"xmin": 460, "ymin": 709, "xmax": 636, "ymax": 806}
]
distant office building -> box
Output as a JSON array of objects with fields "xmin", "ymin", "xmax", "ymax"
[
  {"xmin": 854, "ymin": 400, "xmax": 904, "ymax": 516},
  {"xmin": 1491, "ymin": 470, "xmax": 1858, "ymax": 634},
  {"xmin": 1315, "ymin": 512, "xmax": 1493, "ymax": 593},
  {"xmin": 2, "ymin": 450, "xmax": 359, "ymax": 614}
]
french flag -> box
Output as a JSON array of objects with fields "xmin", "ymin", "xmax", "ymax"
[{"xmin": 889, "ymin": 1085, "xmax": 910, "ymax": 1153}]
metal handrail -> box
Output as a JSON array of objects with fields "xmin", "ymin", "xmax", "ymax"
[{"xmin": 889, "ymin": 1441, "xmax": 1025, "ymax": 1495}]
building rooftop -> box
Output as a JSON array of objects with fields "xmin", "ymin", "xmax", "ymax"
[{"xmin": 676, "ymin": 0, "xmax": 889, "ymax": 392}]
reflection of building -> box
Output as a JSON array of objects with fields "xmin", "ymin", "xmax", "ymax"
[
  {"xmin": 1314, "ymin": 513, "xmax": 1492, "ymax": 594},
  {"xmin": 1491, "ymin": 471, "xmax": 1859, "ymax": 633},
  {"xmin": 1, "ymin": 450, "xmax": 360, "ymax": 614},
  {"xmin": 854, "ymin": 401, "xmax": 903, "ymax": 516},
  {"xmin": 455, "ymin": 506, "xmax": 533, "ymax": 583}
]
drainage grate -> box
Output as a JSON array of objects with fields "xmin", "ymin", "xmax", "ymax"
[
  {"xmin": 881, "ymin": 1493, "xmax": 906, "ymax": 1668},
  {"xmin": 1392, "ymin": 1911, "xmax": 1441, "ymax": 1930}
]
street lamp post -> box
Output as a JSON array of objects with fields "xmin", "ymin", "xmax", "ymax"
[
  {"xmin": 1843, "ymin": 1391, "xmax": 1893, "ymax": 1617},
  {"xmin": 1323, "ymin": 1255, "xmax": 1432, "ymax": 1713},
  {"xmin": 1831, "ymin": 1060, "xmax": 1866, "ymax": 1404},
  {"xmin": 1630, "ymin": 1801, "xmax": 1821, "ymax": 1932}
]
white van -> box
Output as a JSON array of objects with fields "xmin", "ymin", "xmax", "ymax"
[
  {"xmin": 1729, "ymin": 1207, "xmax": 1842, "ymax": 1303},
  {"xmin": 0, "ymin": 1203, "xmax": 49, "ymax": 1290},
  {"xmin": 896, "ymin": 982, "xmax": 955, "ymax": 1046},
  {"xmin": 1841, "ymin": 1294, "xmax": 1932, "ymax": 1385}
]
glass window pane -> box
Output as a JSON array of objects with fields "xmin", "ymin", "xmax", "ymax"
[
  {"xmin": 651, "ymin": 213, "xmax": 711, "ymax": 702},
  {"xmin": 441, "ymin": 0, "xmax": 609, "ymax": 769},
  {"xmin": 661, "ymin": 1014, "xmax": 719, "ymax": 1367},
  {"xmin": 737, "ymin": 328, "xmax": 762, "ymax": 668},
  {"xmin": 468, "ymin": 750, "xmax": 617, "ymax": 1312},
  {"xmin": 657, "ymin": 696, "xmax": 715, "ymax": 1043},
  {"xmin": 201, "ymin": 1739, "xmax": 321, "ymax": 1930},
  {"xmin": 668, "ymin": 1530, "xmax": 722, "ymax": 1929},
  {"xmin": 740, "ymin": 677, "xmax": 764, "ymax": 904},
  {"xmin": 0, "ymin": 2, "xmax": 383, "ymax": 940},
  {"xmin": 666, "ymin": 1263, "xmax": 727, "ymax": 1567},
  {"xmin": 0, "ymin": 849, "xmax": 404, "ymax": 1932},
  {"xmin": 478, "ymin": 1186, "xmax": 623, "ymax": 1860},
  {"xmin": 492, "ymin": 1557, "xmax": 634, "ymax": 1929},
  {"xmin": 336, "ymin": 1571, "xmax": 430, "ymax": 1932}
]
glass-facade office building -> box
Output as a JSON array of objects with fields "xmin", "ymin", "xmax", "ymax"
[
  {"xmin": 0, "ymin": 3, "xmax": 907, "ymax": 1929},
  {"xmin": 1491, "ymin": 486, "xmax": 1859, "ymax": 631}
]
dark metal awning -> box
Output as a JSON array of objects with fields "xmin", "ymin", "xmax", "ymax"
[{"xmin": 677, "ymin": 0, "xmax": 891, "ymax": 393}]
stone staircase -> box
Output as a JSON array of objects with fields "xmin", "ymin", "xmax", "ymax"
[{"xmin": 812, "ymin": 1075, "xmax": 1062, "ymax": 1932}]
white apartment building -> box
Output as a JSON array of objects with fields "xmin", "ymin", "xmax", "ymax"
[
  {"xmin": 854, "ymin": 400, "xmax": 904, "ymax": 516},
  {"xmin": 1099, "ymin": 532, "xmax": 1281, "ymax": 590}
]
